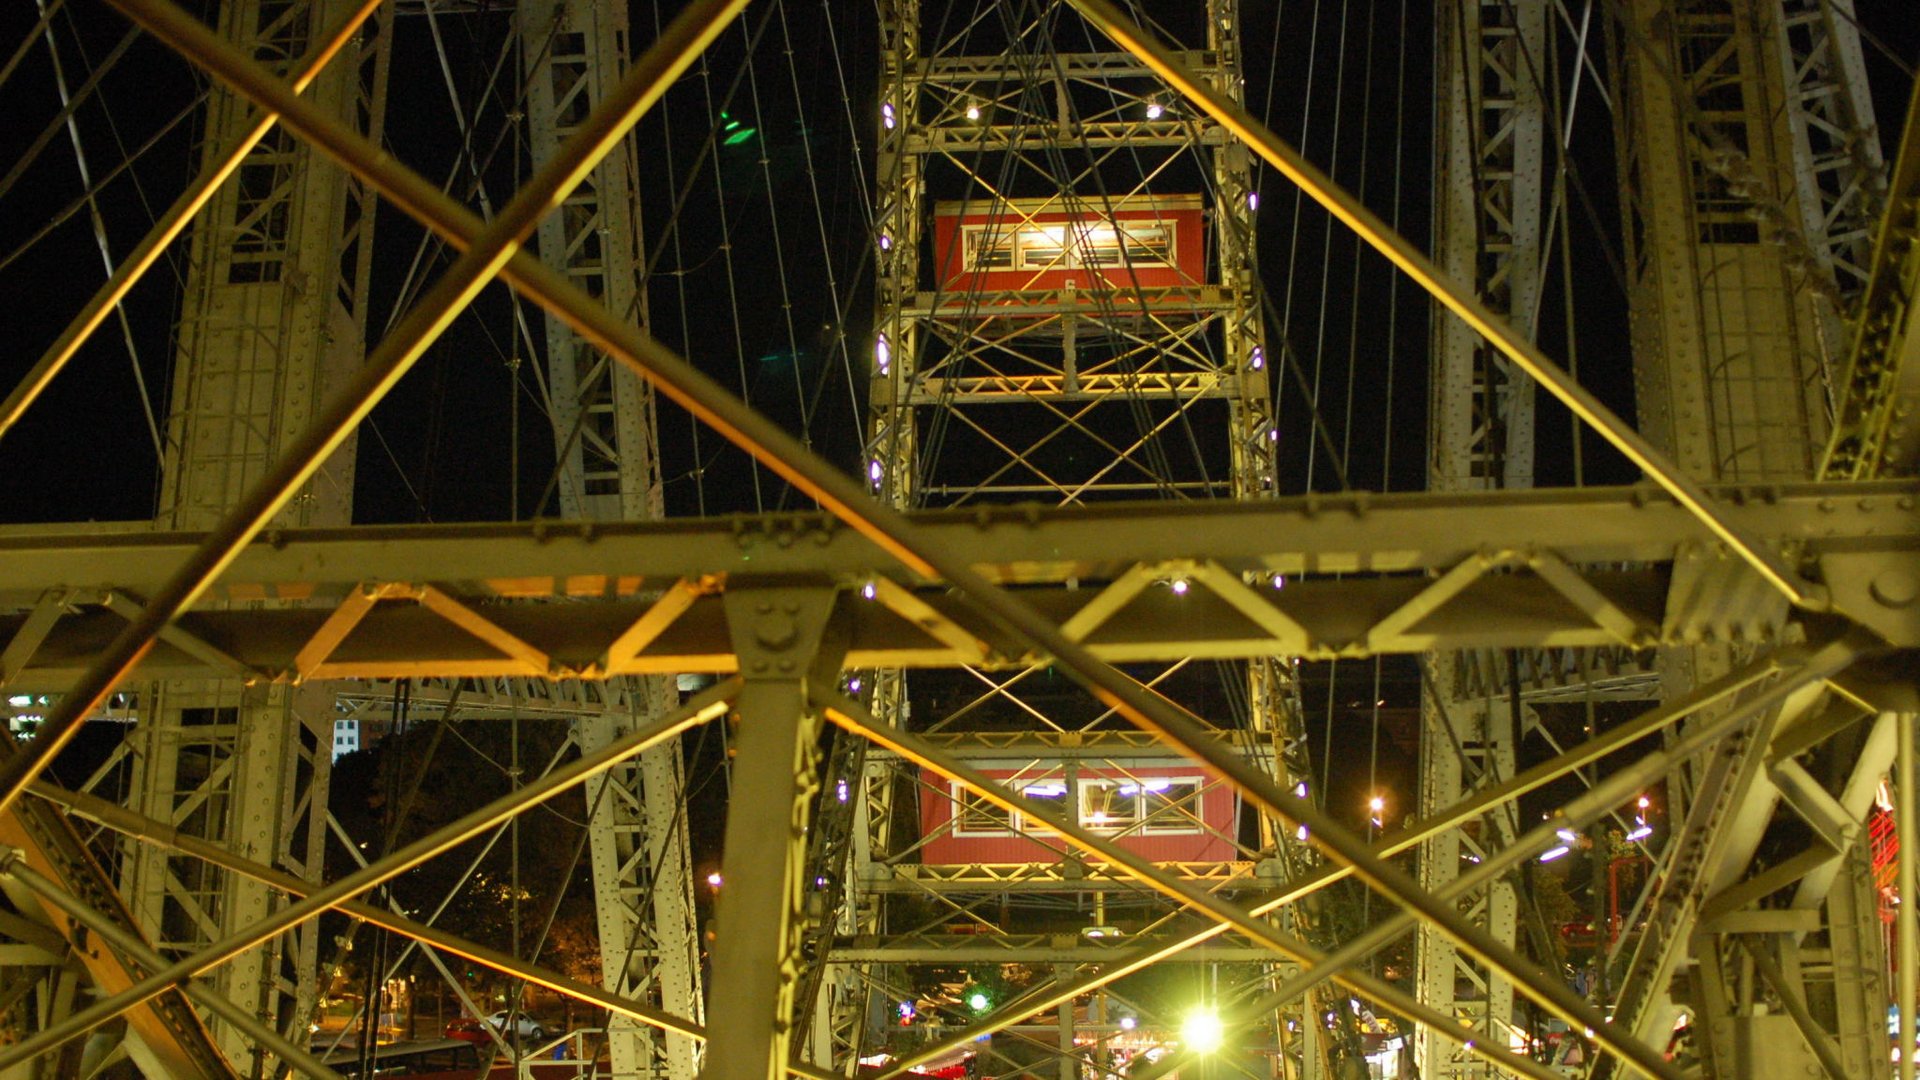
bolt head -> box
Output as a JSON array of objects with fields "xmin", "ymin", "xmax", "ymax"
[{"xmin": 1870, "ymin": 568, "xmax": 1919, "ymax": 608}]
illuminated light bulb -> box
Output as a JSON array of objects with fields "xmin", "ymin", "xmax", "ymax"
[
  {"xmin": 1295, "ymin": 824, "xmax": 1309, "ymax": 841},
  {"xmin": 1268, "ymin": 427, "xmax": 1280, "ymax": 442},
  {"xmin": 1182, "ymin": 1009, "xmax": 1224, "ymax": 1053},
  {"xmin": 1272, "ymin": 573, "xmax": 1287, "ymax": 589},
  {"xmin": 1247, "ymin": 191, "xmax": 1260, "ymax": 211},
  {"xmin": 1170, "ymin": 578, "xmax": 1190, "ymax": 595},
  {"xmin": 965, "ymin": 104, "xmax": 981, "ymax": 121},
  {"xmin": 1539, "ymin": 846, "xmax": 1570, "ymax": 863},
  {"xmin": 875, "ymin": 333, "xmax": 891, "ymax": 373},
  {"xmin": 861, "ymin": 581, "xmax": 877, "ymax": 600},
  {"xmin": 967, "ymin": 991, "xmax": 991, "ymax": 1012},
  {"xmin": 868, "ymin": 460, "xmax": 883, "ymax": 484},
  {"xmin": 848, "ymin": 677, "xmax": 863, "ymax": 693},
  {"xmin": 1294, "ymin": 781, "xmax": 1308, "ymax": 798},
  {"xmin": 878, "ymin": 234, "xmax": 892, "ymax": 252},
  {"xmin": 707, "ymin": 872, "xmax": 723, "ymax": 888},
  {"xmin": 1637, "ymin": 796, "xmax": 1651, "ymax": 809},
  {"xmin": 1119, "ymin": 1016, "xmax": 1137, "ymax": 1032},
  {"xmin": 882, "ymin": 102, "xmax": 896, "ymax": 129},
  {"xmin": 1145, "ymin": 101, "xmax": 1164, "ymax": 120},
  {"xmin": 1249, "ymin": 345, "xmax": 1265, "ymax": 370}
]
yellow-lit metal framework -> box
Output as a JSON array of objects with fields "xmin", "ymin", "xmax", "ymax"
[{"xmin": 0, "ymin": 2, "xmax": 1914, "ymax": 1078}]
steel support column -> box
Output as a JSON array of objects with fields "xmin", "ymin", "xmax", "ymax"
[
  {"xmin": 98, "ymin": 1, "xmax": 389, "ymax": 1066},
  {"xmin": 705, "ymin": 587, "xmax": 842, "ymax": 1080},
  {"xmin": 518, "ymin": 1, "xmax": 701, "ymax": 1075},
  {"xmin": 1418, "ymin": 3, "xmax": 1545, "ymax": 1072},
  {"xmin": 1602, "ymin": 3, "xmax": 1894, "ymax": 1069}
]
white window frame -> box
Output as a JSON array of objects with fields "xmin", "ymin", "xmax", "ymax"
[
  {"xmin": 1077, "ymin": 776, "xmax": 1205, "ymax": 836},
  {"xmin": 959, "ymin": 219, "xmax": 1177, "ymax": 274}
]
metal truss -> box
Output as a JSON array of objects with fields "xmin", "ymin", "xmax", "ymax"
[
  {"xmin": 854, "ymin": 1, "xmax": 1300, "ymax": 1075},
  {"xmin": 0, "ymin": 2, "xmax": 1916, "ymax": 1078},
  {"xmin": 1431, "ymin": 0, "xmax": 1545, "ymax": 494},
  {"xmin": 0, "ymin": 777, "xmax": 229, "ymax": 1077},
  {"xmin": 1418, "ymin": 1, "xmax": 1548, "ymax": 1071},
  {"xmin": 1610, "ymin": 0, "xmax": 1853, "ymax": 483},
  {"xmin": 1600, "ymin": 5, "xmax": 1901, "ymax": 1075},
  {"xmin": 519, "ymin": 0, "xmax": 702, "ymax": 1075},
  {"xmin": 1771, "ymin": 0, "xmax": 1886, "ymax": 312},
  {"xmin": 1823, "ymin": 73, "xmax": 1920, "ymax": 480},
  {"xmin": 0, "ymin": 480, "xmax": 1916, "ymax": 688},
  {"xmin": 22, "ymin": 1, "xmax": 396, "ymax": 1071}
]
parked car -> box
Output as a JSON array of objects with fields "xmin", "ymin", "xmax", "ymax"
[
  {"xmin": 486, "ymin": 1010, "xmax": 548, "ymax": 1042},
  {"xmin": 444, "ymin": 1016, "xmax": 489, "ymax": 1044}
]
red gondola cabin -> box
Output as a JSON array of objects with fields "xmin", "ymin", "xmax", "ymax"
[{"xmin": 918, "ymin": 760, "xmax": 1238, "ymax": 865}]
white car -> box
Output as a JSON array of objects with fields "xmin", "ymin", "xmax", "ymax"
[{"xmin": 486, "ymin": 1010, "xmax": 549, "ymax": 1042}]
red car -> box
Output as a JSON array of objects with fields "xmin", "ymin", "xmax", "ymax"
[{"xmin": 444, "ymin": 1016, "xmax": 490, "ymax": 1044}]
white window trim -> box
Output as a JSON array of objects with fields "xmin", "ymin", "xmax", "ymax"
[
  {"xmin": 958, "ymin": 219, "xmax": 1177, "ymax": 274},
  {"xmin": 946, "ymin": 776, "xmax": 1207, "ymax": 839},
  {"xmin": 1078, "ymin": 776, "xmax": 1206, "ymax": 836}
]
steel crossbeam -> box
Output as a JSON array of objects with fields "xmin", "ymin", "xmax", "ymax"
[
  {"xmin": 0, "ymin": 482, "xmax": 1903, "ymax": 606},
  {"xmin": 821, "ymin": 691, "xmax": 1567, "ymax": 1080},
  {"xmin": 1, "ymin": 485, "xmax": 1914, "ymax": 693}
]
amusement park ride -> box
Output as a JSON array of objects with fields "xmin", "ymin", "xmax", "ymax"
[{"xmin": 0, "ymin": 0, "xmax": 1915, "ymax": 1079}]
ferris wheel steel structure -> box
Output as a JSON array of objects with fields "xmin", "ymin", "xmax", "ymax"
[{"xmin": 0, "ymin": 1, "xmax": 1911, "ymax": 1079}]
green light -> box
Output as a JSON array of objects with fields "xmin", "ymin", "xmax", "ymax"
[
  {"xmin": 719, "ymin": 110, "xmax": 757, "ymax": 146},
  {"xmin": 966, "ymin": 991, "xmax": 991, "ymax": 1013}
]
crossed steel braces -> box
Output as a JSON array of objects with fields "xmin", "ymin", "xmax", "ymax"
[{"xmin": 0, "ymin": 0, "xmax": 1915, "ymax": 1077}]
